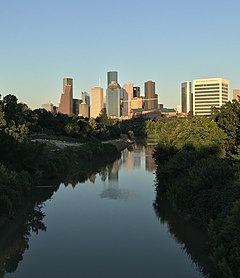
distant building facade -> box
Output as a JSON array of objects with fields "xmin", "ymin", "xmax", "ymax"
[
  {"xmin": 181, "ymin": 81, "xmax": 193, "ymax": 114},
  {"xmin": 233, "ymin": 89, "xmax": 240, "ymax": 101},
  {"xmin": 58, "ymin": 78, "xmax": 73, "ymax": 115},
  {"xmin": 82, "ymin": 92, "xmax": 90, "ymax": 117},
  {"xmin": 133, "ymin": 86, "xmax": 140, "ymax": 98},
  {"xmin": 193, "ymin": 78, "xmax": 229, "ymax": 116},
  {"xmin": 42, "ymin": 102, "xmax": 54, "ymax": 112},
  {"xmin": 79, "ymin": 103, "xmax": 88, "ymax": 117},
  {"xmin": 106, "ymin": 81, "xmax": 122, "ymax": 118},
  {"xmin": 144, "ymin": 81, "xmax": 157, "ymax": 109},
  {"xmin": 107, "ymin": 71, "xmax": 118, "ymax": 84},
  {"xmin": 90, "ymin": 86, "xmax": 104, "ymax": 118}
]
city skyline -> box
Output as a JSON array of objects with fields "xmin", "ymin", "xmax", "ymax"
[{"xmin": 0, "ymin": 0, "xmax": 240, "ymax": 109}]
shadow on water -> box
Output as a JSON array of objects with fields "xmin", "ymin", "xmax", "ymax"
[
  {"xmin": 0, "ymin": 188, "xmax": 54, "ymax": 277},
  {"xmin": 0, "ymin": 151, "xmax": 121, "ymax": 277},
  {"xmin": 153, "ymin": 195, "xmax": 215, "ymax": 278}
]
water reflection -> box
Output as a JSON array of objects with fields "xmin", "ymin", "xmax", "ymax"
[
  {"xmin": 153, "ymin": 196, "xmax": 214, "ymax": 277},
  {"xmin": 0, "ymin": 188, "xmax": 53, "ymax": 277},
  {"xmin": 0, "ymin": 143, "xmax": 213, "ymax": 278}
]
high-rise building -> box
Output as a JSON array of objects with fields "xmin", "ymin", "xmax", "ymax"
[
  {"xmin": 122, "ymin": 83, "xmax": 133, "ymax": 118},
  {"xmin": 144, "ymin": 81, "xmax": 157, "ymax": 109},
  {"xmin": 193, "ymin": 78, "xmax": 229, "ymax": 116},
  {"xmin": 133, "ymin": 86, "xmax": 140, "ymax": 98},
  {"xmin": 73, "ymin": 98, "xmax": 81, "ymax": 115},
  {"xmin": 90, "ymin": 86, "xmax": 104, "ymax": 118},
  {"xmin": 107, "ymin": 71, "xmax": 118, "ymax": 85},
  {"xmin": 106, "ymin": 81, "xmax": 122, "ymax": 117},
  {"xmin": 79, "ymin": 103, "xmax": 88, "ymax": 117},
  {"xmin": 82, "ymin": 92, "xmax": 90, "ymax": 117},
  {"xmin": 181, "ymin": 81, "xmax": 193, "ymax": 114},
  {"xmin": 58, "ymin": 78, "xmax": 73, "ymax": 115},
  {"xmin": 233, "ymin": 89, "xmax": 240, "ymax": 101}
]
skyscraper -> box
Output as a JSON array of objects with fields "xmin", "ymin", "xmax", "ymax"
[
  {"xmin": 58, "ymin": 78, "xmax": 73, "ymax": 115},
  {"xmin": 107, "ymin": 71, "xmax": 118, "ymax": 85},
  {"xmin": 144, "ymin": 80, "xmax": 157, "ymax": 109},
  {"xmin": 82, "ymin": 91, "xmax": 90, "ymax": 117},
  {"xmin": 106, "ymin": 81, "xmax": 122, "ymax": 117},
  {"xmin": 193, "ymin": 78, "xmax": 229, "ymax": 116},
  {"xmin": 181, "ymin": 81, "xmax": 193, "ymax": 114},
  {"xmin": 122, "ymin": 83, "xmax": 133, "ymax": 118},
  {"xmin": 90, "ymin": 86, "xmax": 104, "ymax": 118}
]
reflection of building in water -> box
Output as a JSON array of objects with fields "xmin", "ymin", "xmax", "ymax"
[
  {"xmin": 100, "ymin": 158, "xmax": 130, "ymax": 200},
  {"xmin": 122, "ymin": 149, "xmax": 134, "ymax": 171},
  {"xmin": 133, "ymin": 147, "xmax": 142, "ymax": 169},
  {"xmin": 145, "ymin": 146, "xmax": 155, "ymax": 172},
  {"xmin": 108, "ymin": 159, "xmax": 120, "ymax": 186}
]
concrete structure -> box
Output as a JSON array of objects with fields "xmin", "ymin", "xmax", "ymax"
[
  {"xmin": 90, "ymin": 86, "xmax": 104, "ymax": 118},
  {"xmin": 193, "ymin": 78, "xmax": 229, "ymax": 116},
  {"xmin": 122, "ymin": 83, "xmax": 133, "ymax": 118},
  {"xmin": 130, "ymin": 97, "xmax": 143, "ymax": 110},
  {"xmin": 181, "ymin": 81, "xmax": 193, "ymax": 114},
  {"xmin": 42, "ymin": 102, "xmax": 54, "ymax": 112},
  {"xmin": 79, "ymin": 103, "xmax": 88, "ymax": 117},
  {"xmin": 144, "ymin": 81, "xmax": 157, "ymax": 109},
  {"xmin": 233, "ymin": 89, "xmax": 240, "ymax": 101},
  {"xmin": 58, "ymin": 78, "xmax": 73, "ymax": 115}
]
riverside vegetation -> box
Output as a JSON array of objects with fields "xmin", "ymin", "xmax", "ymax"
[
  {"xmin": 152, "ymin": 100, "xmax": 240, "ymax": 278},
  {"xmin": 0, "ymin": 94, "xmax": 122, "ymax": 218},
  {"xmin": 1, "ymin": 93, "xmax": 240, "ymax": 277}
]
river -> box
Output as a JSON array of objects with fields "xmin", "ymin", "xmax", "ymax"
[{"xmin": 0, "ymin": 143, "xmax": 212, "ymax": 278}]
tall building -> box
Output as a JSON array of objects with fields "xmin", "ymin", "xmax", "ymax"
[
  {"xmin": 193, "ymin": 78, "xmax": 229, "ymax": 116},
  {"xmin": 107, "ymin": 71, "xmax": 118, "ymax": 85},
  {"xmin": 58, "ymin": 78, "xmax": 73, "ymax": 115},
  {"xmin": 181, "ymin": 81, "xmax": 193, "ymax": 114},
  {"xmin": 90, "ymin": 86, "xmax": 104, "ymax": 118},
  {"xmin": 133, "ymin": 86, "xmax": 140, "ymax": 98},
  {"xmin": 82, "ymin": 92, "xmax": 90, "ymax": 117},
  {"xmin": 73, "ymin": 98, "xmax": 81, "ymax": 115},
  {"xmin": 106, "ymin": 81, "xmax": 122, "ymax": 117},
  {"xmin": 233, "ymin": 89, "xmax": 240, "ymax": 101},
  {"xmin": 144, "ymin": 81, "xmax": 157, "ymax": 109},
  {"xmin": 122, "ymin": 83, "xmax": 133, "ymax": 118},
  {"xmin": 79, "ymin": 103, "xmax": 88, "ymax": 117}
]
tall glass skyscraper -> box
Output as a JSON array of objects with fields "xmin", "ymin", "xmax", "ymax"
[
  {"xmin": 107, "ymin": 71, "xmax": 118, "ymax": 85},
  {"xmin": 181, "ymin": 81, "xmax": 193, "ymax": 114}
]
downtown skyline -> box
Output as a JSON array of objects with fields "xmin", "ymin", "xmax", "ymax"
[{"xmin": 0, "ymin": 0, "xmax": 240, "ymax": 109}]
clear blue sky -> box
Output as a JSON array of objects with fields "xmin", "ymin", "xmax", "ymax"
[{"xmin": 0, "ymin": 0, "xmax": 240, "ymax": 109}]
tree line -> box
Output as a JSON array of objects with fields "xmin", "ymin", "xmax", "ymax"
[
  {"xmin": 0, "ymin": 94, "xmax": 121, "ymax": 217},
  {"xmin": 153, "ymin": 100, "xmax": 240, "ymax": 278}
]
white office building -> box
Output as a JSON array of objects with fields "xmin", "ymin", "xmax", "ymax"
[{"xmin": 193, "ymin": 78, "xmax": 229, "ymax": 116}]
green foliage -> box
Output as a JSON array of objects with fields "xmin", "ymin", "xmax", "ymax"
[
  {"xmin": 215, "ymin": 99, "xmax": 240, "ymax": 156},
  {"xmin": 209, "ymin": 201, "xmax": 240, "ymax": 278}
]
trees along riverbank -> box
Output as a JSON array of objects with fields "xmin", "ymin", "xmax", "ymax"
[
  {"xmin": 152, "ymin": 104, "xmax": 240, "ymax": 278},
  {"xmin": 0, "ymin": 95, "xmax": 125, "ymax": 221}
]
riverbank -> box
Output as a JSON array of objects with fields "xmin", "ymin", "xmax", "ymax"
[{"xmin": 31, "ymin": 136, "xmax": 134, "ymax": 151}]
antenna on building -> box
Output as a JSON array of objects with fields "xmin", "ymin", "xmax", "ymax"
[{"xmin": 99, "ymin": 77, "xmax": 101, "ymax": 87}]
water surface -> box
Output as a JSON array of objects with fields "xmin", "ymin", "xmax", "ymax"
[{"xmin": 1, "ymin": 144, "xmax": 211, "ymax": 278}]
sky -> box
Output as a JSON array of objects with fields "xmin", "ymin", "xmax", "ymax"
[{"xmin": 0, "ymin": 0, "xmax": 240, "ymax": 109}]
